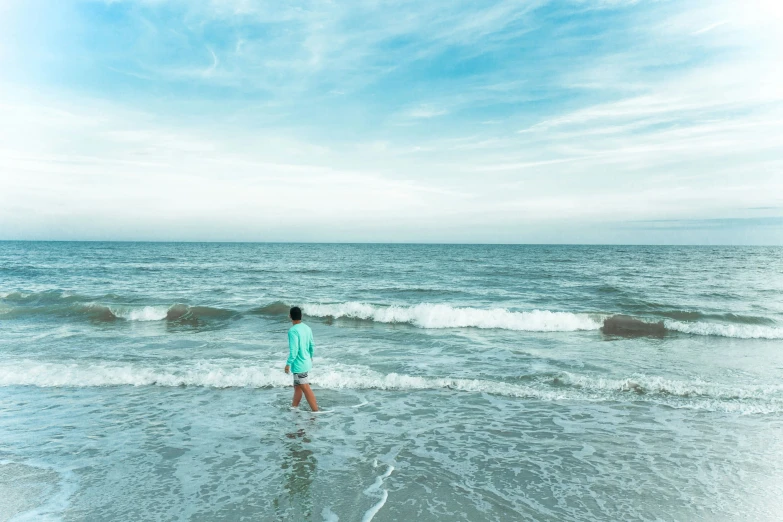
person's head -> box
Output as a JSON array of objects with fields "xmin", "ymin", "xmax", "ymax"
[{"xmin": 289, "ymin": 306, "xmax": 302, "ymax": 322}]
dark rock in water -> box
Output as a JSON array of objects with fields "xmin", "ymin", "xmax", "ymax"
[
  {"xmin": 166, "ymin": 304, "xmax": 191, "ymax": 320},
  {"xmin": 601, "ymin": 315, "xmax": 666, "ymax": 337},
  {"xmin": 248, "ymin": 301, "xmax": 290, "ymax": 316}
]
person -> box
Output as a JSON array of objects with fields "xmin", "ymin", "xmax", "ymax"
[{"xmin": 284, "ymin": 306, "xmax": 319, "ymax": 411}]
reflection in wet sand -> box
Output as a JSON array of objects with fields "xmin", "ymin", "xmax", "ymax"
[{"xmin": 274, "ymin": 428, "xmax": 317, "ymax": 520}]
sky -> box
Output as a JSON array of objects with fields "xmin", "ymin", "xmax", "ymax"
[{"xmin": 0, "ymin": 0, "xmax": 782, "ymax": 244}]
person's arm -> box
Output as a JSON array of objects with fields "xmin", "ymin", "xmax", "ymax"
[
  {"xmin": 309, "ymin": 334, "xmax": 315, "ymax": 360},
  {"xmin": 285, "ymin": 330, "xmax": 298, "ymax": 373}
]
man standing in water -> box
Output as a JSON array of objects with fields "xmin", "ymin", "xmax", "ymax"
[{"xmin": 284, "ymin": 306, "xmax": 319, "ymax": 412}]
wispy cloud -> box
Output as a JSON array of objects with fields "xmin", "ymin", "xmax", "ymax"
[
  {"xmin": 0, "ymin": 0, "xmax": 781, "ymax": 243},
  {"xmin": 203, "ymin": 47, "xmax": 219, "ymax": 77},
  {"xmin": 630, "ymin": 217, "xmax": 783, "ymax": 230},
  {"xmin": 692, "ymin": 20, "xmax": 728, "ymax": 35},
  {"xmin": 405, "ymin": 106, "xmax": 449, "ymax": 119}
]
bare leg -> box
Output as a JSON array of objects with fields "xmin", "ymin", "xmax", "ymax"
[
  {"xmin": 292, "ymin": 385, "xmax": 303, "ymax": 407},
  {"xmin": 299, "ymin": 384, "xmax": 319, "ymax": 412}
]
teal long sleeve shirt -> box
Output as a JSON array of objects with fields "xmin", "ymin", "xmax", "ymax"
[{"xmin": 286, "ymin": 323, "xmax": 314, "ymax": 374}]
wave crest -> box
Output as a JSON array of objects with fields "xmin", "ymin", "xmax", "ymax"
[
  {"xmin": 3, "ymin": 292, "xmax": 782, "ymax": 338},
  {"xmin": 248, "ymin": 301, "xmax": 291, "ymax": 316},
  {"xmin": 0, "ymin": 361, "xmax": 779, "ymax": 414},
  {"xmin": 303, "ymin": 302, "xmax": 602, "ymax": 331},
  {"xmin": 555, "ymin": 372, "xmax": 783, "ymax": 400},
  {"xmin": 301, "ymin": 302, "xmax": 783, "ymax": 338},
  {"xmin": 88, "ymin": 304, "xmax": 235, "ymax": 322},
  {"xmin": 0, "ymin": 292, "xmax": 235, "ymax": 323},
  {"xmin": 663, "ymin": 320, "xmax": 783, "ymax": 339}
]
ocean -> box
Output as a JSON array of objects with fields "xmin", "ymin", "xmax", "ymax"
[{"xmin": 1, "ymin": 242, "xmax": 782, "ymax": 521}]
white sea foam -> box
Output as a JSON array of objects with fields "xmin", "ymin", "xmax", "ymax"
[
  {"xmin": 0, "ymin": 361, "xmax": 561, "ymax": 398},
  {"xmin": 321, "ymin": 507, "xmax": 339, "ymax": 522},
  {"xmin": 109, "ymin": 306, "xmax": 169, "ymax": 322},
  {"xmin": 361, "ymin": 490, "xmax": 388, "ymax": 522},
  {"xmin": 303, "ymin": 302, "xmax": 603, "ymax": 331},
  {"xmin": 664, "ymin": 320, "xmax": 783, "ymax": 339},
  {"xmin": 0, "ymin": 362, "xmax": 292, "ymax": 388},
  {"xmin": 557, "ymin": 372, "xmax": 783, "ymax": 400},
  {"xmin": 1, "ymin": 361, "xmax": 779, "ymax": 414},
  {"xmin": 362, "ymin": 463, "xmax": 394, "ymax": 522},
  {"xmin": 2, "ymin": 461, "xmax": 77, "ymax": 522},
  {"xmin": 303, "ymin": 301, "xmax": 783, "ymax": 339}
]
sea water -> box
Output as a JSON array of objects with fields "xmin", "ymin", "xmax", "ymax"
[{"xmin": 0, "ymin": 242, "xmax": 782, "ymax": 521}]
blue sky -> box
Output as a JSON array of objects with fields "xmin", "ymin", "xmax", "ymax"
[{"xmin": 0, "ymin": 0, "xmax": 782, "ymax": 243}]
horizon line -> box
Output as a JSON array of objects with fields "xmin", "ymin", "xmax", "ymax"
[{"xmin": 0, "ymin": 240, "xmax": 779, "ymax": 247}]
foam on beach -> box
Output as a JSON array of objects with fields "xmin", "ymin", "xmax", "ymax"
[
  {"xmin": 362, "ymin": 463, "xmax": 394, "ymax": 522},
  {"xmin": 1, "ymin": 361, "xmax": 779, "ymax": 414}
]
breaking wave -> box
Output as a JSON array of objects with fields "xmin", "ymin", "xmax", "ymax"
[
  {"xmin": 554, "ymin": 372, "xmax": 783, "ymax": 401},
  {"xmin": 75, "ymin": 303, "xmax": 236, "ymax": 322},
  {"xmin": 302, "ymin": 302, "xmax": 783, "ymax": 338},
  {"xmin": 1, "ymin": 361, "xmax": 779, "ymax": 414},
  {"xmin": 110, "ymin": 305, "xmax": 168, "ymax": 321},
  {"xmin": 302, "ymin": 302, "xmax": 603, "ymax": 331},
  {"xmin": 2, "ymin": 292, "xmax": 782, "ymax": 338},
  {"xmin": 663, "ymin": 320, "xmax": 783, "ymax": 339},
  {"xmin": 0, "ymin": 291, "xmax": 237, "ymax": 322}
]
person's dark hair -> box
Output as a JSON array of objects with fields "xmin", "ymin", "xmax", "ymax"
[{"xmin": 290, "ymin": 306, "xmax": 302, "ymax": 321}]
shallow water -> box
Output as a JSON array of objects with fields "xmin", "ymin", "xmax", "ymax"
[{"xmin": 1, "ymin": 243, "xmax": 782, "ymax": 521}]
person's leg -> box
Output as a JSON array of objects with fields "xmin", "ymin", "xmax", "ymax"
[
  {"xmin": 300, "ymin": 384, "xmax": 319, "ymax": 411},
  {"xmin": 292, "ymin": 385, "xmax": 303, "ymax": 407}
]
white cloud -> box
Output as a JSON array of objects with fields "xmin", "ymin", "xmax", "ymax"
[
  {"xmin": 0, "ymin": 0, "xmax": 781, "ymax": 242},
  {"xmin": 405, "ymin": 106, "xmax": 448, "ymax": 119},
  {"xmin": 691, "ymin": 20, "xmax": 728, "ymax": 35}
]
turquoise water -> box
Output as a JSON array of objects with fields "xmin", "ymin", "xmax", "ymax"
[{"xmin": 1, "ymin": 242, "xmax": 782, "ymax": 521}]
